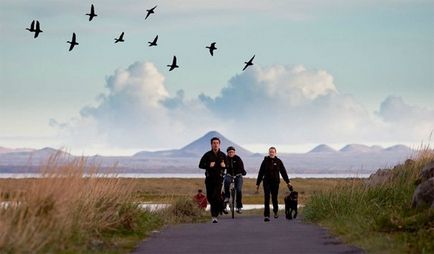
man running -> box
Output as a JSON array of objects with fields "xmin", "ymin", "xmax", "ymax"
[{"xmin": 199, "ymin": 137, "xmax": 227, "ymax": 223}]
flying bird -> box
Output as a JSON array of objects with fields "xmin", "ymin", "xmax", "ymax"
[
  {"xmin": 86, "ymin": 4, "xmax": 97, "ymax": 21},
  {"xmin": 148, "ymin": 35, "xmax": 158, "ymax": 46},
  {"xmin": 26, "ymin": 20, "xmax": 35, "ymax": 32},
  {"xmin": 242, "ymin": 55, "xmax": 255, "ymax": 71},
  {"xmin": 206, "ymin": 42, "xmax": 217, "ymax": 56},
  {"xmin": 26, "ymin": 20, "xmax": 42, "ymax": 38},
  {"xmin": 67, "ymin": 33, "xmax": 79, "ymax": 51},
  {"xmin": 114, "ymin": 32, "xmax": 125, "ymax": 43},
  {"xmin": 33, "ymin": 21, "xmax": 43, "ymax": 38},
  {"xmin": 167, "ymin": 56, "xmax": 179, "ymax": 71},
  {"xmin": 145, "ymin": 5, "xmax": 157, "ymax": 20}
]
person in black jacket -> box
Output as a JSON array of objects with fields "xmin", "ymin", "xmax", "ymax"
[
  {"xmin": 256, "ymin": 147, "xmax": 292, "ymax": 222},
  {"xmin": 223, "ymin": 146, "xmax": 247, "ymax": 213},
  {"xmin": 199, "ymin": 137, "xmax": 227, "ymax": 223}
]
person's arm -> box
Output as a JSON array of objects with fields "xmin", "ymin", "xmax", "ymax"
[
  {"xmin": 256, "ymin": 159, "xmax": 266, "ymax": 190},
  {"xmin": 279, "ymin": 159, "xmax": 291, "ymax": 186},
  {"xmin": 198, "ymin": 153, "xmax": 208, "ymax": 170},
  {"xmin": 239, "ymin": 157, "xmax": 246, "ymax": 176}
]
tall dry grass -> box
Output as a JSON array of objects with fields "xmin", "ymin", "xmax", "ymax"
[
  {"xmin": 304, "ymin": 147, "xmax": 434, "ymax": 253},
  {"xmin": 0, "ymin": 153, "xmax": 161, "ymax": 253}
]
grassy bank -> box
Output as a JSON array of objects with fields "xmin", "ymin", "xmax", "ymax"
[
  {"xmin": 0, "ymin": 157, "xmax": 164, "ymax": 253},
  {"xmin": 304, "ymin": 150, "xmax": 434, "ymax": 253}
]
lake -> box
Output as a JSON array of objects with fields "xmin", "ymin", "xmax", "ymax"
[{"xmin": 0, "ymin": 173, "xmax": 372, "ymax": 179}]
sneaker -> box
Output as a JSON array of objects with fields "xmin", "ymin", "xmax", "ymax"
[
  {"xmin": 264, "ymin": 217, "xmax": 270, "ymax": 222},
  {"xmin": 212, "ymin": 217, "xmax": 218, "ymax": 223},
  {"xmin": 224, "ymin": 197, "xmax": 229, "ymax": 203},
  {"xmin": 274, "ymin": 212, "xmax": 279, "ymax": 219},
  {"xmin": 236, "ymin": 208, "xmax": 242, "ymax": 214}
]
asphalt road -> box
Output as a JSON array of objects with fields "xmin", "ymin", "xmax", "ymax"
[{"xmin": 132, "ymin": 215, "xmax": 363, "ymax": 254}]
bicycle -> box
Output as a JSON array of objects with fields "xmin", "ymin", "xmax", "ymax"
[{"xmin": 224, "ymin": 173, "xmax": 242, "ymax": 219}]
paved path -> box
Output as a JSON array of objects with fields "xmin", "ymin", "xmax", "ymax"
[{"xmin": 132, "ymin": 215, "xmax": 363, "ymax": 254}]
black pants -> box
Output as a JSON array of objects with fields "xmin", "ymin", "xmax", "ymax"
[
  {"xmin": 263, "ymin": 181, "xmax": 280, "ymax": 217},
  {"xmin": 205, "ymin": 176, "xmax": 223, "ymax": 217}
]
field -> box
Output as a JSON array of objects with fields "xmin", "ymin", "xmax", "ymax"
[
  {"xmin": 0, "ymin": 177, "xmax": 357, "ymax": 205},
  {"xmin": 0, "ymin": 155, "xmax": 362, "ymax": 253}
]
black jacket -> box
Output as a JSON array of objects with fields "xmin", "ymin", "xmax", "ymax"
[
  {"xmin": 256, "ymin": 156, "xmax": 290, "ymax": 185},
  {"xmin": 225, "ymin": 155, "xmax": 246, "ymax": 176},
  {"xmin": 199, "ymin": 150, "xmax": 227, "ymax": 179}
]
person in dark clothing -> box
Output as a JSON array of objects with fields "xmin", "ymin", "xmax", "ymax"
[
  {"xmin": 223, "ymin": 146, "xmax": 247, "ymax": 213},
  {"xmin": 199, "ymin": 137, "xmax": 227, "ymax": 223},
  {"xmin": 256, "ymin": 147, "xmax": 292, "ymax": 222}
]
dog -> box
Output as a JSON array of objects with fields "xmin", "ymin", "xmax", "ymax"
[{"xmin": 284, "ymin": 187, "xmax": 298, "ymax": 220}]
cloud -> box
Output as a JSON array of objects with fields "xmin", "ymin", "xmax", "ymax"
[
  {"xmin": 199, "ymin": 65, "xmax": 373, "ymax": 144},
  {"xmin": 53, "ymin": 61, "xmax": 222, "ymax": 149},
  {"xmin": 376, "ymin": 96, "xmax": 434, "ymax": 141},
  {"xmin": 52, "ymin": 62, "xmax": 433, "ymax": 151}
]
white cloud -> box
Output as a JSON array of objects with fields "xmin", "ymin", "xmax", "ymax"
[
  {"xmin": 52, "ymin": 62, "xmax": 434, "ymax": 152},
  {"xmin": 376, "ymin": 96, "xmax": 434, "ymax": 142}
]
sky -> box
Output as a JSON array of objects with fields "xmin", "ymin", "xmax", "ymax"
[{"xmin": 1, "ymin": 0, "xmax": 433, "ymax": 155}]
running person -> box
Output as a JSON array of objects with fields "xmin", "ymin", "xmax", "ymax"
[{"xmin": 199, "ymin": 137, "xmax": 226, "ymax": 223}]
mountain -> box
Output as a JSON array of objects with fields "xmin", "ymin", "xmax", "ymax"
[
  {"xmin": 340, "ymin": 144, "xmax": 374, "ymax": 153},
  {"xmin": 134, "ymin": 131, "xmax": 253, "ymax": 158},
  {"xmin": 0, "ymin": 146, "xmax": 34, "ymax": 154},
  {"xmin": 308, "ymin": 144, "xmax": 337, "ymax": 153},
  {"xmin": 385, "ymin": 145, "xmax": 413, "ymax": 153}
]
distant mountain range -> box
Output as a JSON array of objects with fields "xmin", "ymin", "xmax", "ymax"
[{"xmin": 0, "ymin": 131, "xmax": 417, "ymax": 174}]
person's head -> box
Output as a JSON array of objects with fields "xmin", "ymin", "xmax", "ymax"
[
  {"xmin": 268, "ymin": 147, "xmax": 277, "ymax": 158},
  {"xmin": 226, "ymin": 146, "xmax": 236, "ymax": 157},
  {"xmin": 210, "ymin": 137, "xmax": 221, "ymax": 151}
]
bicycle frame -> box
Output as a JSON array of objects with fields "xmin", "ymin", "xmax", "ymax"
[{"xmin": 225, "ymin": 173, "xmax": 242, "ymax": 219}]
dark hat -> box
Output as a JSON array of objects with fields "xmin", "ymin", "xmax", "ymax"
[{"xmin": 226, "ymin": 146, "xmax": 236, "ymax": 152}]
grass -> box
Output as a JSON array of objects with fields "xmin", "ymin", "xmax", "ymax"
[
  {"xmin": 0, "ymin": 155, "xmax": 164, "ymax": 253},
  {"xmin": 0, "ymin": 153, "xmax": 361, "ymax": 253},
  {"xmin": 304, "ymin": 149, "xmax": 434, "ymax": 253}
]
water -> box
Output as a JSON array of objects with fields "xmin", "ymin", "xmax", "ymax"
[
  {"xmin": 139, "ymin": 203, "xmax": 305, "ymax": 211},
  {"xmin": 0, "ymin": 173, "xmax": 372, "ymax": 179}
]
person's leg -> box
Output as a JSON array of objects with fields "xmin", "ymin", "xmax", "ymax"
[
  {"xmin": 271, "ymin": 183, "xmax": 280, "ymax": 216},
  {"xmin": 223, "ymin": 175, "xmax": 231, "ymax": 200},
  {"xmin": 263, "ymin": 181, "xmax": 271, "ymax": 218},
  {"xmin": 213, "ymin": 178, "xmax": 223, "ymax": 216},
  {"xmin": 235, "ymin": 176, "xmax": 243, "ymax": 209},
  {"xmin": 205, "ymin": 178, "xmax": 214, "ymax": 217}
]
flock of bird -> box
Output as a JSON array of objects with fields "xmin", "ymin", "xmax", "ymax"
[{"xmin": 26, "ymin": 4, "xmax": 256, "ymax": 72}]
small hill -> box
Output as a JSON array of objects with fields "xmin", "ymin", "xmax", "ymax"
[
  {"xmin": 385, "ymin": 145, "xmax": 412, "ymax": 153},
  {"xmin": 308, "ymin": 144, "xmax": 337, "ymax": 153},
  {"xmin": 0, "ymin": 146, "xmax": 34, "ymax": 154},
  {"xmin": 340, "ymin": 144, "xmax": 373, "ymax": 153}
]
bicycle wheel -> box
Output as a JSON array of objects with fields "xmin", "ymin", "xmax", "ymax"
[{"xmin": 230, "ymin": 187, "xmax": 235, "ymax": 219}]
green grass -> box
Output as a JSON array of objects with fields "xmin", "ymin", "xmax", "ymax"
[{"xmin": 304, "ymin": 151, "xmax": 434, "ymax": 253}]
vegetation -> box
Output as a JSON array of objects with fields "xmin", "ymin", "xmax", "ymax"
[
  {"xmin": 0, "ymin": 156, "xmax": 163, "ymax": 253},
  {"xmin": 304, "ymin": 149, "xmax": 434, "ymax": 253},
  {"xmin": 0, "ymin": 153, "xmax": 363, "ymax": 253}
]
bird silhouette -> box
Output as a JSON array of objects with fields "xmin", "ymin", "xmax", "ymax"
[
  {"xmin": 33, "ymin": 21, "xmax": 43, "ymax": 38},
  {"xmin": 206, "ymin": 42, "xmax": 217, "ymax": 56},
  {"xmin": 242, "ymin": 55, "xmax": 255, "ymax": 71},
  {"xmin": 148, "ymin": 35, "xmax": 158, "ymax": 46},
  {"xmin": 86, "ymin": 4, "xmax": 97, "ymax": 21},
  {"xmin": 114, "ymin": 32, "xmax": 125, "ymax": 43},
  {"xmin": 167, "ymin": 56, "xmax": 179, "ymax": 71},
  {"xmin": 26, "ymin": 20, "xmax": 35, "ymax": 32},
  {"xmin": 145, "ymin": 5, "xmax": 157, "ymax": 20},
  {"xmin": 67, "ymin": 33, "xmax": 79, "ymax": 51}
]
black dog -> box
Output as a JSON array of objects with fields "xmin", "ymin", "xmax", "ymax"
[{"xmin": 284, "ymin": 188, "xmax": 298, "ymax": 220}]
